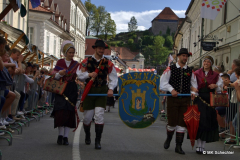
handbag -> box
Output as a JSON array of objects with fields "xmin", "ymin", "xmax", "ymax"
[
  {"xmin": 43, "ymin": 76, "xmax": 67, "ymax": 95},
  {"xmin": 210, "ymin": 92, "xmax": 229, "ymax": 107}
]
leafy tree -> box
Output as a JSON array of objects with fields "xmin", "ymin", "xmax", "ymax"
[
  {"xmin": 128, "ymin": 39, "xmax": 134, "ymax": 45},
  {"xmin": 166, "ymin": 26, "xmax": 171, "ymax": 36},
  {"xmin": 128, "ymin": 16, "xmax": 138, "ymax": 32},
  {"xmin": 142, "ymin": 35, "xmax": 154, "ymax": 46},
  {"xmin": 101, "ymin": 13, "xmax": 116, "ymax": 40},
  {"xmin": 84, "ymin": 0, "xmax": 96, "ymax": 35},
  {"xmin": 91, "ymin": 6, "xmax": 107, "ymax": 36},
  {"xmin": 165, "ymin": 35, "xmax": 174, "ymax": 49},
  {"xmin": 143, "ymin": 36, "xmax": 169, "ymax": 66}
]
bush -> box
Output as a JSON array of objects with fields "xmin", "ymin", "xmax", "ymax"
[{"xmin": 128, "ymin": 39, "xmax": 134, "ymax": 45}]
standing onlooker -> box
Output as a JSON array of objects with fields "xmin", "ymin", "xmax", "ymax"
[{"xmin": 225, "ymin": 59, "xmax": 240, "ymax": 144}]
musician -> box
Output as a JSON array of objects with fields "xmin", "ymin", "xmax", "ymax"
[{"xmin": 160, "ymin": 48, "xmax": 197, "ymax": 155}]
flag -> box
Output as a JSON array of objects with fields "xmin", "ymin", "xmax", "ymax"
[
  {"xmin": 168, "ymin": 54, "xmax": 174, "ymax": 66},
  {"xmin": 201, "ymin": 0, "xmax": 227, "ymax": 20},
  {"xmin": 30, "ymin": 0, "xmax": 41, "ymax": 9}
]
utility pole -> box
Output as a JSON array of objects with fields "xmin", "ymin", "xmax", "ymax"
[{"xmin": 199, "ymin": 18, "xmax": 204, "ymax": 68}]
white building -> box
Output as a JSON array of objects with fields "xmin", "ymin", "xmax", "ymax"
[
  {"xmin": 29, "ymin": 1, "xmax": 73, "ymax": 61},
  {"xmin": 174, "ymin": 0, "xmax": 240, "ymax": 71},
  {"xmin": 0, "ymin": 0, "xmax": 28, "ymax": 34},
  {"xmin": 54, "ymin": 0, "xmax": 88, "ymax": 61}
]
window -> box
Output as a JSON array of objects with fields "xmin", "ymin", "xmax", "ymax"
[
  {"xmin": 46, "ymin": 35, "xmax": 49, "ymax": 53},
  {"xmin": 65, "ymin": 23, "xmax": 67, "ymax": 31},
  {"xmin": 28, "ymin": 27, "xmax": 34, "ymax": 44},
  {"xmin": 140, "ymin": 65, "xmax": 143, "ymax": 69},
  {"xmin": 132, "ymin": 64, "xmax": 136, "ymax": 68},
  {"xmin": 54, "ymin": 37, "xmax": 56, "ymax": 56},
  {"xmin": 59, "ymin": 17, "xmax": 61, "ymax": 25}
]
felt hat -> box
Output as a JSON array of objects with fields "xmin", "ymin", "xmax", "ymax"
[
  {"xmin": 92, "ymin": 39, "xmax": 108, "ymax": 49},
  {"xmin": 177, "ymin": 48, "xmax": 191, "ymax": 57}
]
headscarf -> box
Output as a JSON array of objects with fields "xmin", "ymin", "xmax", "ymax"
[
  {"xmin": 203, "ymin": 55, "xmax": 214, "ymax": 66},
  {"xmin": 60, "ymin": 40, "xmax": 75, "ymax": 57}
]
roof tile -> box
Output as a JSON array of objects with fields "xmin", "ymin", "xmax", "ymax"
[{"xmin": 152, "ymin": 7, "xmax": 179, "ymax": 21}]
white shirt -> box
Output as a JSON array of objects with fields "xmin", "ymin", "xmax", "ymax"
[
  {"xmin": 10, "ymin": 57, "xmax": 18, "ymax": 68},
  {"xmin": 55, "ymin": 59, "xmax": 72, "ymax": 80},
  {"xmin": 160, "ymin": 63, "xmax": 198, "ymax": 95},
  {"xmin": 76, "ymin": 55, "xmax": 118, "ymax": 90}
]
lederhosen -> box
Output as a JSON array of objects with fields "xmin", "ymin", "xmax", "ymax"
[
  {"xmin": 83, "ymin": 57, "xmax": 109, "ymax": 110},
  {"xmin": 167, "ymin": 64, "xmax": 192, "ymax": 127}
]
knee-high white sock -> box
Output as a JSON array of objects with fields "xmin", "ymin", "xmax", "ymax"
[
  {"xmin": 64, "ymin": 127, "xmax": 70, "ymax": 138},
  {"xmin": 201, "ymin": 141, "xmax": 206, "ymax": 150},
  {"xmin": 197, "ymin": 139, "xmax": 201, "ymax": 151},
  {"xmin": 58, "ymin": 127, "xmax": 64, "ymax": 136}
]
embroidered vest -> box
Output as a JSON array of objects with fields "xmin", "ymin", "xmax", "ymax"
[
  {"xmin": 86, "ymin": 57, "xmax": 109, "ymax": 87},
  {"xmin": 169, "ymin": 64, "xmax": 192, "ymax": 94}
]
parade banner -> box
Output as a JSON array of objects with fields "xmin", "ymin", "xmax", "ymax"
[
  {"xmin": 118, "ymin": 72, "xmax": 160, "ymax": 128},
  {"xmin": 201, "ymin": 0, "xmax": 227, "ymax": 20}
]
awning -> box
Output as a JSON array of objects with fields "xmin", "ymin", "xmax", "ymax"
[
  {"xmin": 0, "ymin": 22, "xmax": 29, "ymax": 52},
  {"xmin": 22, "ymin": 45, "xmax": 59, "ymax": 68}
]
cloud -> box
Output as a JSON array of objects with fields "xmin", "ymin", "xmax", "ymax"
[{"xmin": 110, "ymin": 10, "xmax": 186, "ymax": 33}]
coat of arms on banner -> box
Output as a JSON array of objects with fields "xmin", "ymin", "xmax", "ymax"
[{"xmin": 118, "ymin": 72, "xmax": 160, "ymax": 128}]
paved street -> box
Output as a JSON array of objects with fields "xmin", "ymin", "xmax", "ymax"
[{"xmin": 1, "ymin": 102, "xmax": 240, "ymax": 160}]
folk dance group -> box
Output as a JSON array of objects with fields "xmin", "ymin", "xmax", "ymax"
[
  {"xmin": 52, "ymin": 39, "xmax": 117, "ymax": 149},
  {"xmin": 52, "ymin": 39, "xmax": 225, "ymax": 153},
  {"xmin": 160, "ymin": 48, "xmax": 223, "ymax": 154}
]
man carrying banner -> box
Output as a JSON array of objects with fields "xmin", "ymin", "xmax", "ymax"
[
  {"xmin": 77, "ymin": 39, "xmax": 118, "ymax": 149},
  {"xmin": 160, "ymin": 48, "xmax": 197, "ymax": 154}
]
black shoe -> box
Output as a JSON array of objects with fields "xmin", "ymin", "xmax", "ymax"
[
  {"xmin": 63, "ymin": 137, "xmax": 69, "ymax": 145},
  {"xmin": 95, "ymin": 124, "xmax": 104, "ymax": 149},
  {"xmin": 196, "ymin": 147, "xmax": 202, "ymax": 154},
  {"xmin": 57, "ymin": 135, "xmax": 63, "ymax": 145},
  {"xmin": 175, "ymin": 132, "xmax": 185, "ymax": 155},
  {"xmin": 95, "ymin": 138, "xmax": 101, "ymax": 149},
  {"xmin": 83, "ymin": 124, "xmax": 91, "ymax": 145},
  {"xmin": 164, "ymin": 129, "xmax": 175, "ymax": 149}
]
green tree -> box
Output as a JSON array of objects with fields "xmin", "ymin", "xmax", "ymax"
[
  {"xmin": 165, "ymin": 35, "xmax": 174, "ymax": 49},
  {"xmin": 166, "ymin": 26, "xmax": 171, "ymax": 36},
  {"xmin": 101, "ymin": 13, "xmax": 116, "ymax": 40},
  {"xmin": 128, "ymin": 16, "xmax": 138, "ymax": 32},
  {"xmin": 143, "ymin": 36, "xmax": 169, "ymax": 66},
  {"xmin": 91, "ymin": 6, "xmax": 107, "ymax": 36},
  {"xmin": 84, "ymin": 0, "xmax": 96, "ymax": 35},
  {"xmin": 128, "ymin": 39, "xmax": 134, "ymax": 45}
]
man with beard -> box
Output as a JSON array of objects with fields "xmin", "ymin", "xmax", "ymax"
[
  {"xmin": 77, "ymin": 39, "xmax": 118, "ymax": 149},
  {"xmin": 160, "ymin": 48, "xmax": 197, "ymax": 155}
]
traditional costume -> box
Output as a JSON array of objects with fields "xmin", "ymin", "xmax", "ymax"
[
  {"xmin": 194, "ymin": 56, "xmax": 223, "ymax": 154},
  {"xmin": 77, "ymin": 39, "xmax": 118, "ymax": 149},
  {"xmin": 53, "ymin": 40, "xmax": 79, "ymax": 145},
  {"xmin": 160, "ymin": 48, "xmax": 197, "ymax": 154}
]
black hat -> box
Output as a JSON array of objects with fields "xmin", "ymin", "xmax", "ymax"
[
  {"xmin": 92, "ymin": 39, "xmax": 108, "ymax": 49},
  {"xmin": 177, "ymin": 48, "xmax": 191, "ymax": 57}
]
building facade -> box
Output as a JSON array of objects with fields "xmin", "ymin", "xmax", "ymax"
[
  {"xmin": 54, "ymin": 0, "xmax": 88, "ymax": 61},
  {"xmin": 29, "ymin": 1, "xmax": 73, "ymax": 62},
  {"xmin": 151, "ymin": 7, "xmax": 182, "ymax": 36},
  {"xmin": 0, "ymin": 0, "xmax": 28, "ymax": 34},
  {"xmin": 174, "ymin": 0, "xmax": 240, "ymax": 71}
]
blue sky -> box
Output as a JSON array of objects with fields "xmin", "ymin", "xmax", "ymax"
[{"xmin": 83, "ymin": 0, "xmax": 191, "ymax": 33}]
